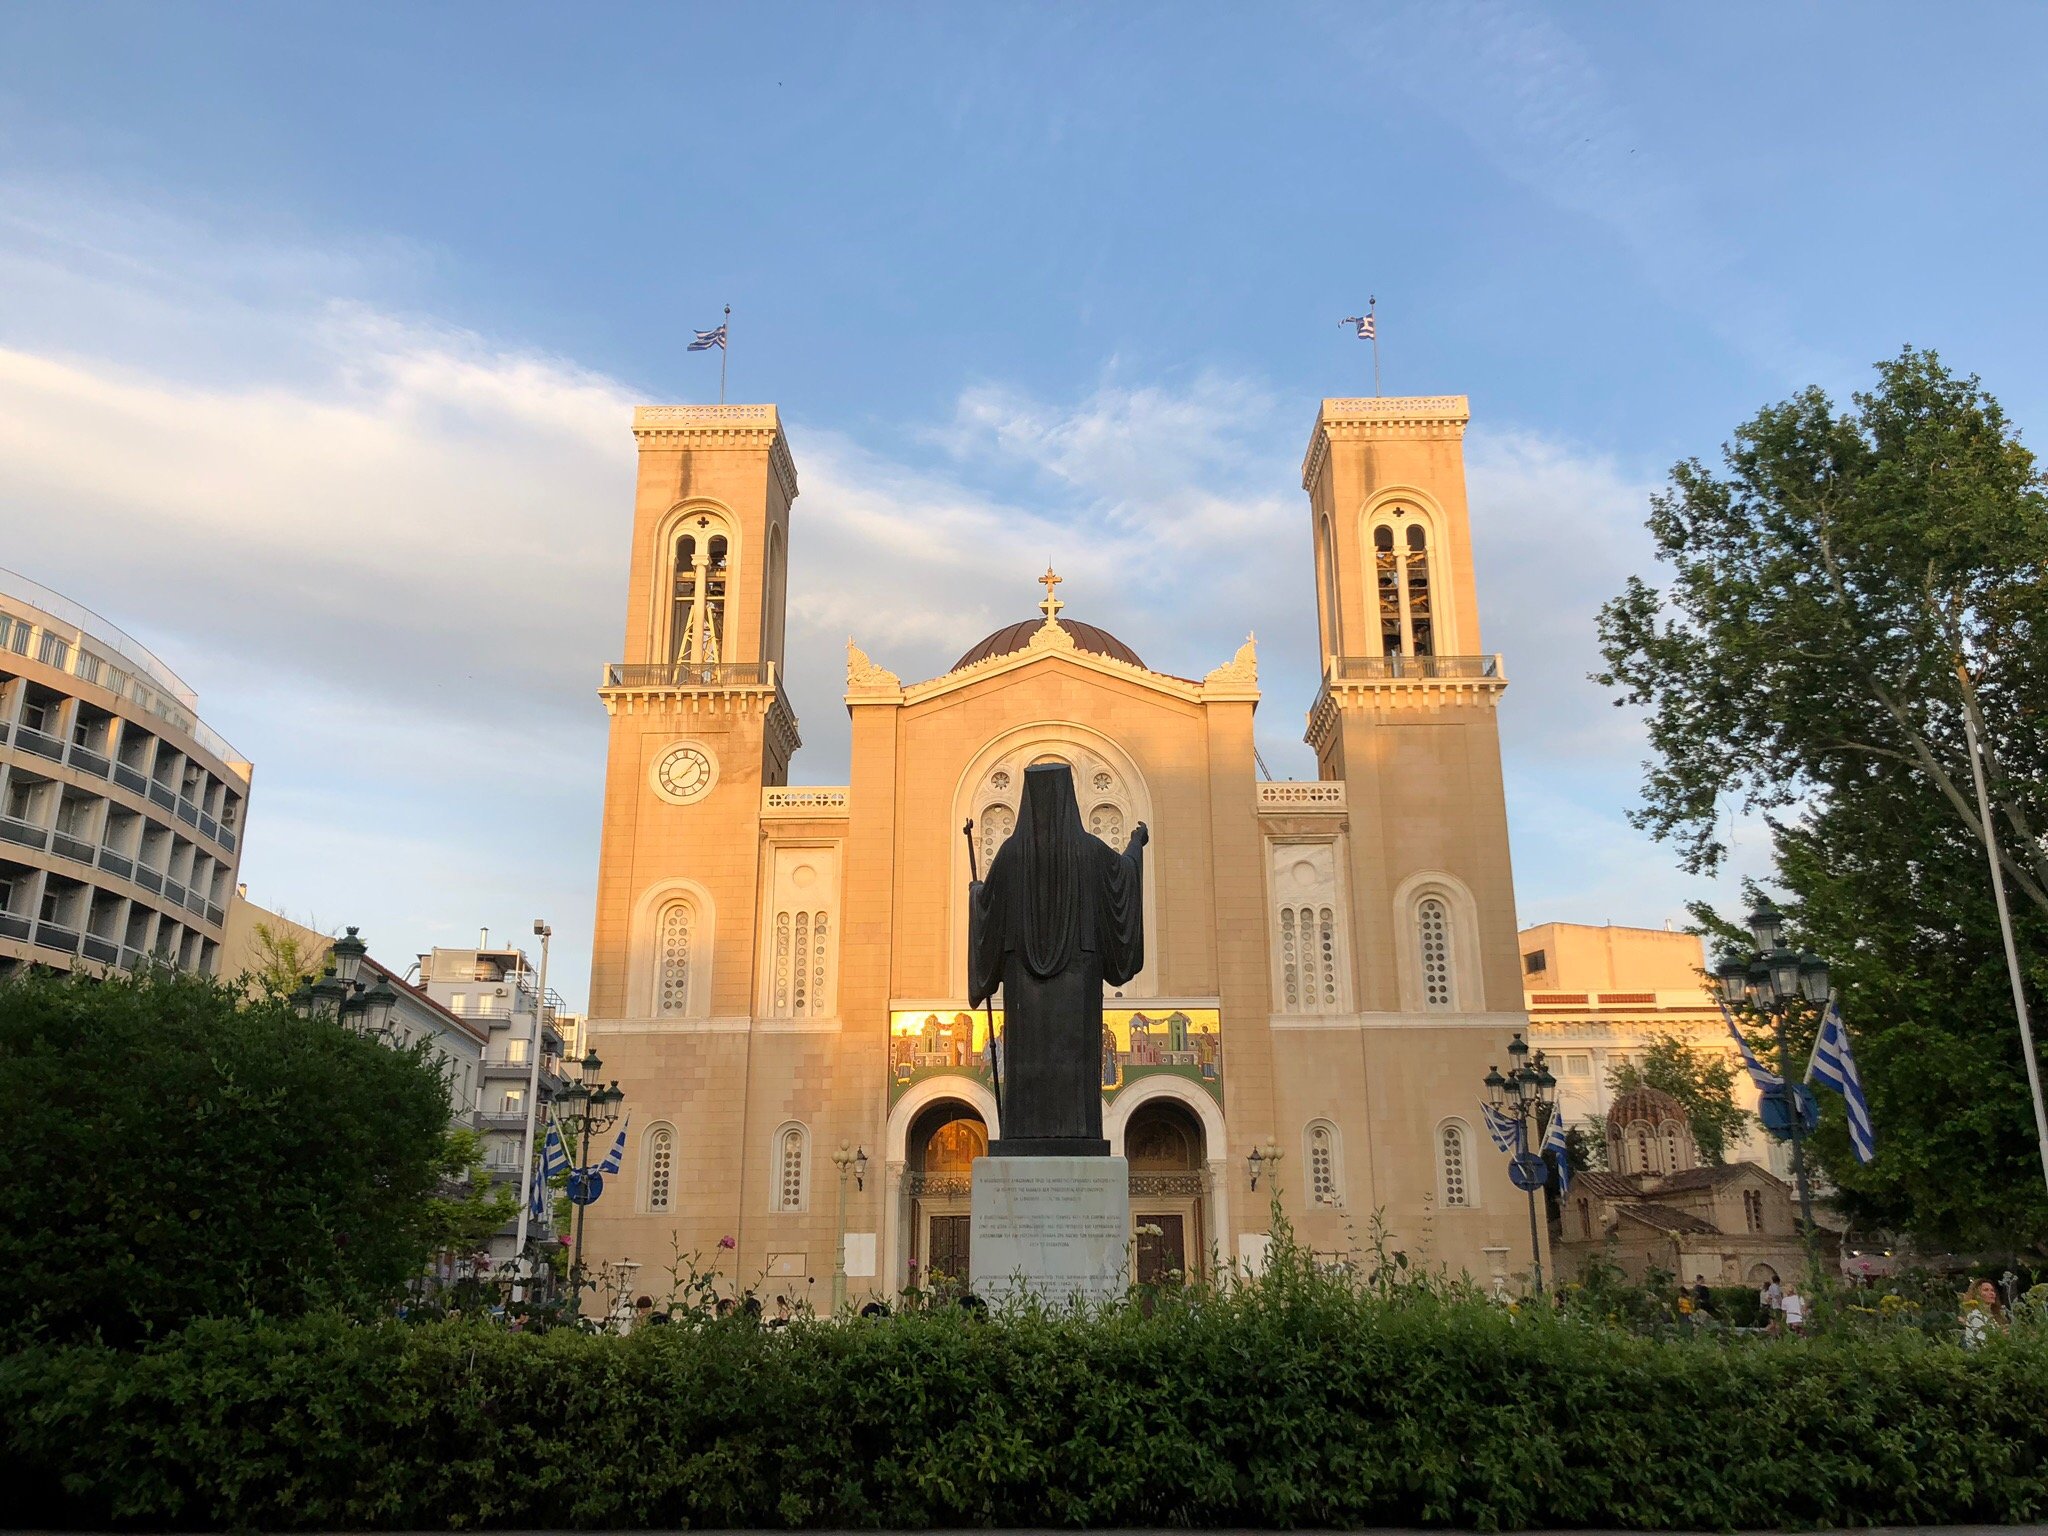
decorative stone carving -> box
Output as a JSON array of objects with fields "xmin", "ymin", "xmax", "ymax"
[
  {"xmin": 846, "ymin": 639, "xmax": 901, "ymax": 693},
  {"xmin": 1204, "ymin": 633, "xmax": 1258, "ymax": 688}
]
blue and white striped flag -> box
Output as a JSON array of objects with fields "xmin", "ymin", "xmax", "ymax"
[
  {"xmin": 1807, "ymin": 1001, "xmax": 1876, "ymax": 1165},
  {"xmin": 1541, "ymin": 1106, "xmax": 1571, "ymax": 1193},
  {"xmin": 1341, "ymin": 313, "xmax": 1376, "ymax": 340},
  {"xmin": 688, "ymin": 323, "xmax": 728, "ymax": 352},
  {"xmin": 1478, "ymin": 1100, "xmax": 1520, "ymax": 1153},
  {"xmin": 540, "ymin": 1116, "xmax": 570, "ymax": 1180},
  {"xmin": 1719, "ymin": 1002, "xmax": 1782, "ymax": 1091},
  {"xmin": 598, "ymin": 1114, "xmax": 630, "ymax": 1176},
  {"xmin": 528, "ymin": 1155, "xmax": 549, "ymax": 1221}
]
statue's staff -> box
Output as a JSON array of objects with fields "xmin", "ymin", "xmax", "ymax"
[{"xmin": 962, "ymin": 819, "xmax": 1003, "ymax": 1117}]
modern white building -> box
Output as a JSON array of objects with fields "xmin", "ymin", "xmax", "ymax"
[
  {"xmin": 0, "ymin": 566, "xmax": 251, "ymax": 978},
  {"xmin": 416, "ymin": 941, "xmax": 568, "ymax": 1265}
]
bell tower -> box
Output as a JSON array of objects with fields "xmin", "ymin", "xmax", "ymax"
[
  {"xmin": 619, "ymin": 405, "xmax": 797, "ymax": 682},
  {"xmin": 587, "ymin": 405, "xmax": 803, "ymax": 1027}
]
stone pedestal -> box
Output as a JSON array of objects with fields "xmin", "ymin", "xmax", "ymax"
[{"xmin": 969, "ymin": 1155, "xmax": 1129, "ymax": 1306}]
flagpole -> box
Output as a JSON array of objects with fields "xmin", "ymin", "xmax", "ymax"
[
  {"xmin": 720, "ymin": 303, "xmax": 730, "ymax": 405},
  {"xmin": 1959, "ymin": 666, "xmax": 2048, "ymax": 1196},
  {"xmin": 1370, "ymin": 295, "xmax": 1380, "ymax": 398}
]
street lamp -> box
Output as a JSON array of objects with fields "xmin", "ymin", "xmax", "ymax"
[
  {"xmin": 555, "ymin": 1045, "xmax": 625, "ymax": 1300},
  {"xmin": 832, "ymin": 1141, "xmax": 869, "ymax": 1312},
  {"xmin": 292, "ymin": 926, "xmax": 396, "ymax": 1038},
  {"xmin": 1484, "ymin": 1029, "xmax": 1556, "ymax": 1294},
  {"xmin": 1247, "ymin": 1138, "xmax": 1282, "ymax": 1191},
  {"xmin": 1714, "ymin": 897, "xmax": 1833, "ymax": 1262}
]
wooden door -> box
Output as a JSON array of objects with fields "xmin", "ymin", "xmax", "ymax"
[
  {"xmin": 1134, "ymin": 1213, "xmax": 1186, "ymax": 1285},
  {"xmin": 927, "ymin": 1214, "xmax": 971, "ymax": 1285}
]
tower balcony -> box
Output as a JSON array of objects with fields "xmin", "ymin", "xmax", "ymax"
[{"xmin": 1306, "ymin": 653, "xmax": 1507, "ymax": 751}]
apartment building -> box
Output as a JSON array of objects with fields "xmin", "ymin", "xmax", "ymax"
[{"xmin": 0, "ymin": 566, "xmax": 250, "ymax": 978}]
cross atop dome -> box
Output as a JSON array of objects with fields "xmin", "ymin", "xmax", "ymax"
[{"xmin": 1038, "ymin": 565, "xmax": 1065, "ymax": 623}]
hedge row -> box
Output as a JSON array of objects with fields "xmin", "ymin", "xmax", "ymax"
[{"xmin": 5, "ymin": 1291, "xmax": 2047, "ymax": 1530}]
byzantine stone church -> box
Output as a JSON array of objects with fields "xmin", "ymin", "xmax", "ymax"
[{"xmin": 580, "ymin": 394, "xmax": 1542, "ymax": 1296}]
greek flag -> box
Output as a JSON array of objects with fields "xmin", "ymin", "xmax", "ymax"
[
  {"xmin": 540, "ymin": 1116, "xmax": 570, "ymax": 1180},
  {"xmin": 1807, "ymin": 1001, "xmax": 1876, "ymax": 1165},
  {"xmin": 1478, "ymin": 1100, "xmax": 1520, "ymax": 1153},
  {"xmin": 1341, "ymin": 313, "xmax": 1376, "ymax": 340},
  {"xmin": 598, "ymin": 1114, "xmax": 630, "ymax": 1176},
  {"xmin": 1720, "ymin": 1002, "xmax": 1782, "ymax": 1091},
  {"xmin": 688, "ymin": 323, "xmax": 728, "ymax": 351},
  {"xmin": 1541, "ymin": 1106, "xmax": 1571, "ymax": 1193},
  {"xmin": 528, "ymin": 1155, "xmax": 549, "ymax": 1222}
]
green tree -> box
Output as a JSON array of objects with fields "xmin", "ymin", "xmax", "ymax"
[
  {"xmin": 1597, "ymin": 348, "xmax": 2048, "ymax": 1249},
  {"xmin": 423, "ymin": 1128, "xmax": 518, "ymax": 1266},
  {"xmin": 241, "ymin": 917, "xmax": 331, "ymax": 999},
  {"xmin": 1606, "ymin": 1031, "xmax": 1750, "ymax": 1164},
  {"xmin": 0, "ymin": 969, "xmax": 454, "ymax": 1347}
]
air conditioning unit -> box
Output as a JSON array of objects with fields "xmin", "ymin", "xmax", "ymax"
[{"xmin": 495, "ymin": 986, "xmax": 508, "ymax": 996}]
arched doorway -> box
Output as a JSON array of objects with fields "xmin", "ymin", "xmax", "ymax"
[
  {"xmin": 1124, "ymin": 1098, "xmax": 1206, "ymax": 1284},
  {"xmin": 907, "ymin": 1099, "xmax": 986, "ymax": 1290}
]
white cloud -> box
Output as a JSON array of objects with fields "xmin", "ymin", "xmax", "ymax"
[{"xmin": 0, "ymin": 184, "xmax": 1746, "ymax": 999}]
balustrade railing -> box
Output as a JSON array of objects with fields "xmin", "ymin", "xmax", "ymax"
[
  {"xmin": 603, "ymin": 661, "xmax": 775, "ymax": 689},
  {"xmin": 1255, "ymin": 781, "xmax": 1347, "ymax": 809},
  {"xmin": 1328, "ymin": 654, "xmax": 1503, "ymax": 683}
]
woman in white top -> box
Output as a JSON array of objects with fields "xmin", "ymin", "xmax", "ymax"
[{"xmin": 1781, "ymin": 1282, "xmax": 1806, "ymax": 1333}]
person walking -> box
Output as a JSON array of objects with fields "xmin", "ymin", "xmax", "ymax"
[
  {"xmin": 1759, "ymin": 1272, "xmax": 1784, "ymax": 1333},
  {"xmin": 1691, "ymin": 1276, "xmax": 1713, "ymax": 1317},
  {"xmin": 1781, "ymin": 1280, "xmax": 1807, "ymax": 1335}
]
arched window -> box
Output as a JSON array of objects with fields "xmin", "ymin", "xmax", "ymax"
[
  {"xmin": 1318, "ymin": 514, "xmax": 1341, "ymax": 660},
  {"xmin": 1577, "ymin": 1196, "xmax": 1592, "ymax": 1238},
  {"xmin": 1371, "ymin": 510, "xmax": 1436, "ymax": 658},
  {"xmin": 1744, "ymin": 1188, "xmax": 1764, "ymax": 1232},
  {"xmin": 1664, "ymin": 1123, "xmax": 1685, "ymax": 1174},
  {"xmin": 775, "ymin": 1124, "xmax": 808, "ymax": 1212},
  {"xmin": 981, "ymin": 803, "xmax": 1014, "ymax": 867},
  {"xmin": 1634, "ymin": 1125, "xmax": 1653, "ymax": 1174},
  {"xmin": 1418, "ymin": 897, "xmax": 1453, "ymax": 1010},
  {"xmin": 1088, "ymin": 803, "xmax": 1125, "ymax": 845},
  {"xmin": 1306, "ymin": 1120, "xmax": 1340, "ymax": 1206},
  {"xmin": 655, "ymin": 898, "xmax": 695, "ymax": 1017},
  {"xmin": 671, "ymin": 525, "xmax": 731, "ymax": 668},
  {"xmin": 1439, "ymin": 1122, "xmax": 1472, "ymax": 1208},
  {"xmin": 765, "ymin": 524, "xmax": 788, "ymax": 669},
  {"xmin": 646, "ymin": 1126, "xmax": 675, "ymax": 1213}
]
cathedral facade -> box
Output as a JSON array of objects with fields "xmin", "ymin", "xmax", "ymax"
[{"xmin": 579, "ymin": 394, "xmax": 1546, "ymax": 1299}]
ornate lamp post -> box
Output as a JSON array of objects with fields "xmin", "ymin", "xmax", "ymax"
[
  {"xmin": 1484, "ymin": 1030, "xmax": 1556, "ymax": 1294},
  {"xmin": 290, "ymin": 925, "xmax": 399, "ymax": 1038},
  {"xmin": 1714, "ymin": 898, "xmax": 1832, "ymax": 1251},
  {"xmin": 831, "ymin": 1141, "xmax": 869, "ymax": 1312},
  {"xmin": 552, "ymin": 1046, "xmax": 624, "ymax": 1298}
]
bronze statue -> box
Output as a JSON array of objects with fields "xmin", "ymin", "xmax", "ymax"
[{"xmin": 968, "ymin": 762, "xmax": 1147, "ymax": 1155}]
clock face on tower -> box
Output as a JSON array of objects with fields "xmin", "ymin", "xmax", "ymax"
[{"xmin": 651, "ymin": 742, "xmax": 718, "ymax": 805}]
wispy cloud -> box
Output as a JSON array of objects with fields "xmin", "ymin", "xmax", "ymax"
[{"xmin": 0, "ymin": 182, "xmax": 1757, "ymax": 999}]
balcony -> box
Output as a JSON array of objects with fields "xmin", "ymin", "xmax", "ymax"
[
  {"xmin": 1256, "ymin": 781, "xmax": 1347, "ymax": 811},
  {"xmin": 483, "ymin": 1054, "xmax": 537, "ymax": 1079},
  {"xmin": 0, "ymin": 817, "xmax": 49, "ymax": 851},
  {"xmin": 133, "ymin": 866, "xmax": 163, "ymax": 894},
  {"xmin": 68, "ymin": 745, "xmax": 110, "ymax": 779},
  {"xmin": 81, "ymin": 933, "xmax": 119, "ymax": 965},
  {"xmin": 763, "ymin": 786, "xmax": 849, "ymax": 816},
  {"xmin": 51, "ymin": 831, "xmax": 94, "ymax": 864},
  {"xmin": 35, "ymin": 922, "xmax": 79, "ymax": 954},
  {"xmin": 477, "ymin": 1109, "xmax": 532, "ymax": 1131},
  {"xmin": 147, "ymin": 782, "xmax": 175, "ymax": 813},
  {"xmin": 0, "ymin": 911, "xmax": 29, "ymax": 942},
  {"xmin": 14, "ymin": 726, "xmax": 64, "ymax": 761},
  {"xmin": 96, "ymin": 847, "xmax": 133, "ymax": 880},
  {"xmin": 602, "ymin": 660, "xmax": 774, "ymax": 689},
  {"xmin": 1328, "ymin": 654, "xmax": 1503, "ymax": 683},
  {"xmin": 112, "ymin": 763, "xmax": 147, "ymax": 795}
]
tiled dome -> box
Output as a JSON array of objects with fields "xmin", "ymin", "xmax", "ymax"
[{"xmin": 951, "ymin": 619, "xmax": 1144, "ymax": 673}]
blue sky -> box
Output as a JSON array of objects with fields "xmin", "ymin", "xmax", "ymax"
[{"xmin": 3, "ymin": 2, "xmax": 2044, "ymax": 1007}]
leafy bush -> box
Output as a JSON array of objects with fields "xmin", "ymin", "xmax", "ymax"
[
  {"xmin": 0, "ymin": 970, "xmax": 455, "ymax": 1347},
  {"xmin": 5, "ymin": 1281, "xmax": 2047, "ymax": 1530}
]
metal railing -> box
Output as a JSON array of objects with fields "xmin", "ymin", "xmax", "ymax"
[
  {"xmin": 0, "ymin": 817, "xmax": 48, "ymax": 851},
  {"xmin": 1329, "ymin": 654, "xmax": 1503, "ymax": 683},
  {"xmin": 603, "ymin": 660, "xmax": 775, "ymax": 689}
]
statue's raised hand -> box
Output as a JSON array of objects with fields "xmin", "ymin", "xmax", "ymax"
[{"xmin": 1128, "ymin": 821, "xmax": 1150, "ymax": 850}]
